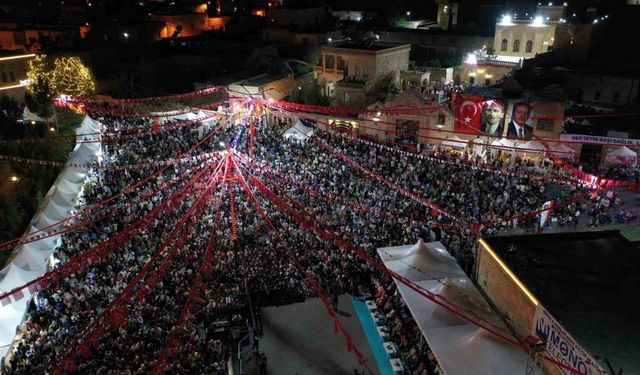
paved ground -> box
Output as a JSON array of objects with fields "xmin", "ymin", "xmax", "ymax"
[{"xmin": 244, "ymin": 296, "xmax": 377, "ymax": 375}]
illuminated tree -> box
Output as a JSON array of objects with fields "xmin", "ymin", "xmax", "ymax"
[
  {"xmin": 26, "ymin": 54, "xmax": 52, "ymax": 95},
  {"xmin": 50, "ymin": 57, "xmax": 96, "ymax": 96}
]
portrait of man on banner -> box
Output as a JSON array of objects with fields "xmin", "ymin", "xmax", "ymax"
[
  {"xmin": 479, "ymin": 100, "xmax": 505, "ymax": 137},
  {"xmin": 454, "ymin": 95, "xmax": 483, "ymax": 135},
  {"xmin": 505, "ymin": 101, "xmax": 534, "ymax": 140}
]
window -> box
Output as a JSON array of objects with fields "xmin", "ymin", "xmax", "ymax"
[
  {"xmin": 9, "ymin": 71, "xmax": 15, "ymax": 81},
  {"xmin": 501, "ymin": 39, "xmax": 508, "ymax": 51},
  {"xmin": 613, "ymin": 93, "xmax": 620, "ymax": 103},
  {"xmin": 513, "ymin": 39, "xmax": 520, "ymax": 52},
  {"xmin": 1, "ymin": 72, "xmax": 6, "ymax": 83},
  {"xmin": 485, "ymin": 78, "xmax": 491, "ymax": 86},
  {"xmin": 343, "ymin": 92, "xmax": 350, "ymax": 103},
  {"xmin": 362, "ymin": 65, "xmax": 368, "ymax": 78},
  {"xmin": 594, "ymin": 91, "xmax": 601, "ymax": 101},
  {"xmin": 325, "ymin": 55, "xmax": 334, "ymax": 69},
  {"xmin": 469, "ymin": 75, "xmax": 475, "ymax": 85},
  {"xmin": 437, "ymin": 113, "xmax": 445, "ymax": 124},
  {"xmin": 337, "ymin": 56, "xmax": 346, "ymax": 70},
  {"xmin": 536, "ymin": 118, "xmax": 554, "ymax": 132},
  {"xmin": 526, "ymin": 40, "xmax": 533, "ymax": 53}
]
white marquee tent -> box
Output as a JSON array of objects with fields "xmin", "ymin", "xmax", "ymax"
[
  {"xmin": 441, "ymin": 136, "xmax": 468, "ymax": 149},
  {"xmin": 606, "ymin": 146, "xmax": 637, "ymax": 166},
  {"xmin": 284, "ymin": 121, "xmax": 314, "ymax": 141},
  {"xmin": 0, "ymin": 115, "xmax": 102, "ymax": 358},
  {"xmin": 548, "ymin": 143, "xmax": 576, "ymax": 159},
  {"xmin": 377, "ymin": 240, "xmax": 528, "ymax": 375}
]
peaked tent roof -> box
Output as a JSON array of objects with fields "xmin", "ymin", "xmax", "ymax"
[{"xmin": 377, "ymin": 240, "xmax": 528, "ymax": 375}]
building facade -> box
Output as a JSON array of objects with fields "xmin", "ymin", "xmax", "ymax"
[
  {"xmin": 0, "ymin": 51, "xmax": 35, "ymax": 101},
  {"xmin": 314, "ymin": 42, "xmax": 411, "ymax": 107}
]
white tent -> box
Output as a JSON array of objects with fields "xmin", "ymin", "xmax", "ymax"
[
  {"xmin": 22, "ymin": 107, "xmax": 52, "ymax": 123},
  {"xmin": 284, "ymin": 121, "xmax": 314, "ymax": 141},
  {"xmin": 520, "ymin": 140, "xmax": 545, "ymax": 153},
  {"xmin": 0, "ymin": 300, "xmax": 28, "ymax": 354},
  {"xmin": 0, "ymin": 116, "xmax": 100, "ymax": 358},
  {"xmin": 377, "ymin": 240, "xmax": 528, "ymax": 375},
  {"xmin": 0, "ymin": 263, "xmax": 39, "ymax": 293},
  {"xmin": 548, "ymin": 143, "xmax": 576, "ymax": 159},
  {"xmin": 441, "ymin": 136, "xmax": 468, "ymax": 149},
  {"xmin": 606, "ymin": 146, "xmax": 637, "ymax": 166}
]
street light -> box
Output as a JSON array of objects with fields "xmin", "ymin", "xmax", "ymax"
[
  {"xmin": 10, "ymin": 176, "xmax": 18, "ymax": 196},
  {"xmin": 406, "ymin": 11, "xmax": 411, "ymax": 20}
]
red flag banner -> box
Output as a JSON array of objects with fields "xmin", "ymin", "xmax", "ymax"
[{"xmin": 454, "ymin": 95, "xmax": 484, "ymax": 135}]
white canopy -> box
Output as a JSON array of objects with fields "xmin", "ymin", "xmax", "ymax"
[
  {"xmin": 606, "ymin": 146, "xmax": 637, "ymax": 166},
  {"xmin": 0, "ymin": 263, "xmax": 39, "ymax": 293},
  {"xmin": 377, "ymin": 240, "xmax": 528, "ymax": 375},
  {"xmin": 548, "ymin": 143, "xmax": 576, "ymax": 159},
  {"xmin": 441, "ymin": 136, "xmax": 468, "ymax": 149},
  {"xmin": 22, "ymin": 107, "xmax": 52, "ymax": 123},
  {"xmin": 0, "ymin": 300, "xmax": 28, "ymax": 352},
  {"xmin": 284, "ymin": 121, "xmax": 314, "ymax": 141},
  {"xmin": 0, "ymin": 116, "xmax": 100, "ymax": 357}
]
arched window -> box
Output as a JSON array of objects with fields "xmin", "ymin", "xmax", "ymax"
[
  {"xmin": 513, "ymin": 39, "xmax": 520, "ymax": 52},
  {"xmin": 526, "ymin": 40, "xmax": 533, "ymax": 53},
  {"xmin": 501, "ymin": 39, "xmax": 508, "ymax": 51}
]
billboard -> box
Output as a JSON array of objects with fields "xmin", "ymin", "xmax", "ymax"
[
  {"xmin": 533, "ymin": 305, "xmax": 606, "ymax": 375},
  {"xmin": 455, "ymin": 95, "xmax": 507, "ymax": 137},
  {"xmin": 504, "ymin": 100, "xmax": 535, "ymax": 140}
]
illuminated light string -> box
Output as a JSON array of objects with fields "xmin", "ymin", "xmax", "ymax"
[
  {"xmin": 50, "ymin": 159, "xmax": 226, "ymax": 373},
  {"xmin": 0, "ymin": 160, "xmax": 216, "ymax": 306},
  {"xmin": 0, "ymin": 119, "xmax": 229, "ymax": 254},
  {"xmin": 250, "ymin": 163, "xmax": 522, "ymax": 342},
  {"xmin": 228, "ymin": 155, "xmax": 374, "ymax": 374},
  {"xmin": 82, "ymin": 101, "xmax": 225, "ymax": 118},
  {"xmin": 267, "ymin": 105, "xmax": 640, "ymax": 189},
  {"xmin": 0, "ymin": 114, "xmax": 222, "ymax": 145},
  {"xmin": 152, "ymin": 209, "xmax": 223, "ymax": 374},
  {"xmin": 237, "ymin": 158, "xmax": 588, "ymax": 375},
  {"xmin": 0, "ymin": 161, "xmax": 214, "ymax": 258},
  {"xmin": 0, "ymin": 152, "xmax": 220, "ymax": 170},
  {"xmin": 61, "ymin": 86, "xmax": 227, "ymax": 105}
]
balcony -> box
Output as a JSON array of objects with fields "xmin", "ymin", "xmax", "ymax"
[
  {"xmin": 314, "ymin": 65, "xmax": 345, "ymax": 76},
  {"xmin": 336, "ymin": 78, "xmax": 374, "ymax": 92}
]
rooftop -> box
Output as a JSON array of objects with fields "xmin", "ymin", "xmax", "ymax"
[
  {"xmin": 325, "ymin": 41, "xmax": 410, "ymax": 52},
  {"xmin": 484, "ymin": 231, "xmax": 640, "ymax": 374}
]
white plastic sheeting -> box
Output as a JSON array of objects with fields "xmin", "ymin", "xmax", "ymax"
[
  {"xmin": 284, "ymin": 121, "xmax": 314, "ymax": 141},
  {"xmin": 377, "ymin": 240, "xmax": 528, "ymax": 375},
  {"xmin": 441, "ymin": 136, "xmax": 468, "ymax": 149},
  {"xmin": 0, "ymin": 115, "xmax": 101, "ymax": 358}
]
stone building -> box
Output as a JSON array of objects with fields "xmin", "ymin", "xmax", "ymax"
[{"xmin": 314, "ymin": 42, "xmax": 411, "ymax": 107}]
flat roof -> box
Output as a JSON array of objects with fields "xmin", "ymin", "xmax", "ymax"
[
  {"xmin": 484, "ymin": 231, "xmax": 640, "ymax": 374},
  {"xmin": 231, "ymin": 73, "xmax": 288, "ymax": 88},
  {"xmin": 327, "ymin": 41, "xmax": 410, "ymax": 52}
]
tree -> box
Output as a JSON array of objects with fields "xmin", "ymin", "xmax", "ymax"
[{"xmin": 51, "ymin": 57, "xmax": 96, "ymax": 96}]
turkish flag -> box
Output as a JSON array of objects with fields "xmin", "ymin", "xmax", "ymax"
[{"xmin": 454, "ymin": 95, "xmax": 483, "ymax": 134}]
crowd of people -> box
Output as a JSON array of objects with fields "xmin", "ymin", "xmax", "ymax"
[{"xmin": 2, "ymin": 109, "xmax": 635, "ymax": 375}]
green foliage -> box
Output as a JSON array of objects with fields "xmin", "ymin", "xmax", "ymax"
[
  {"xmin": 25, "ymin": 76, "xmax": 54, "ymax": 118},
  {"xmin": 390, "ymin": 15, "xmax": 409, "ymax": 28}
]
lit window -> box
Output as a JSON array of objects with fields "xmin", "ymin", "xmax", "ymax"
[{"xmin": 513, "ymin": 39, "xmax": 520, "ymax": 52}]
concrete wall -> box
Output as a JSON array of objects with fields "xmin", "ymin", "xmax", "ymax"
[
  {"xmin": 494, "ymin": 23, "xmax": 556, "ymax": 58},
  {"xmin": 475, "ymin": 239, "xmax": 536, "ymax": 338}
]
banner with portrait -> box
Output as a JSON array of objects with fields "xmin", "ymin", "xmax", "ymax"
[
  {"xmin": 478, "ymin": 99, "xmax": 506, "ymax": 137},
  {"xmin": 504, "ymin": 100, "xmax": 536, "ymax": 140}
]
